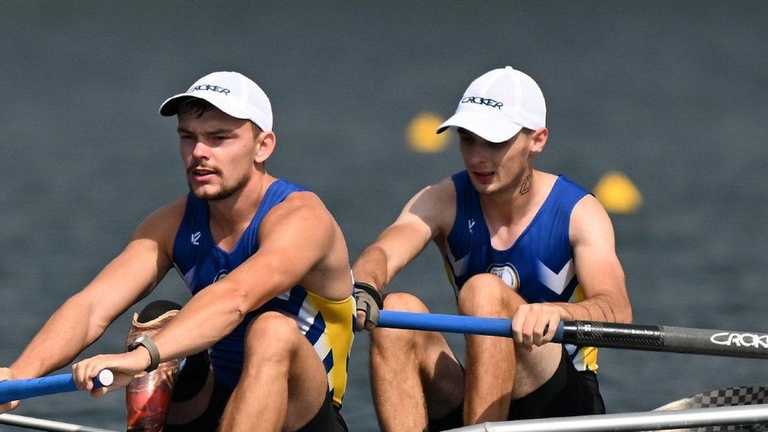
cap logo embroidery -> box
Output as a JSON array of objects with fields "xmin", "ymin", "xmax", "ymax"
[
  {"xmin": 189, "ymin": 84, "xmax": 231, "ymax": 95},
  {"xmin": 461, "ymin": 96, "xmax": 503, "ymax": 109}
]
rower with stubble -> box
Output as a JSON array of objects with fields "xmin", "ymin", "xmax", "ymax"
[{"xmin": 0, "ymin": 71, "xmax": 354, "ymax": 432}]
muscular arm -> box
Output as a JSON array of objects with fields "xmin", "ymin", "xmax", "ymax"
[
  {"xmin": 352, "ymin": 179, "xmax": 455, "ymax": 290},
  {"xmin": 149, "ymin": 192, "xmax": 340, "ymax": 362},
  {"xmin": 552, "ymin": 195, "xmax": 632, "ymax": 323},
  {"xmin": 9, "ymin": 200, "xmax": 181, "ymax": 379},
  {"xmin": 514, "ymin": 195, "xmax": 632, "ymax": 346}
]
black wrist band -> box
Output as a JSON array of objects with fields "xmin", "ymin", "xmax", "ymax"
[
  {"xmin": 354, "ymin": 281, "xmax": 384, "ymax": 309},
  {"xmin": 129, "ymin": 335, "xmax": 161, "ymax": 372}
]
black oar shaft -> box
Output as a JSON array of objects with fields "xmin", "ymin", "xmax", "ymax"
[
  {"xmin": 377, "ymin": 311, "xmax": 768, "ymax": 360},
  {"xmin": 559, "ymin": 321, "xmax": 768, "ymax": 359},
  {"xmin": 558, "ymin": 321, "xmax": 664, "ymax": 350}
]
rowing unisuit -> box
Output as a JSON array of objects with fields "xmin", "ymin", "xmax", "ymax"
[
  {"xmin": 172, "ymin": 178, "xmax": 355, "ymax": 406},
  {"xmin": 442, "ymin": 171, "xmax": 597, "ymax": 371}
]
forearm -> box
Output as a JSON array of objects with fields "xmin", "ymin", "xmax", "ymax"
[
  {"xmin": 151, "ymin": 282, "xmax": 252, "ymax": 361},
  {"xmin": 551, "ymin": 293, "xmax": 632, "ymax": 324},
  {"xmin": 11, "ymin": 294, "xmax": 105, "ymax": 378},
  {"xmin": 352, "ymin": 244, "xmax": 391, "ymax": 290}
]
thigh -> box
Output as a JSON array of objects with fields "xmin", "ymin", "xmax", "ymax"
[
  {"xmin": 422, "ymin": 339, "xmax": 465, "ymax": 420},
  {"xmin": 508, "ymin": 347, "xmax": 605, "ymax": 420},
  {"xmin": 508, "ymin": 347, "xmax": 569, "ymax": 420},
  {"xmin": 372, "ymin": 293, "xmax": 465, "ymax": 426},
  {"xmin": 286, "ymin": 330, "xmax": 331, "ymax": 431},
  {"xmin": 425, "ymin": 359, "xmax": 465, "ymax": 431},
  {"xmin": 244, "ymin": 311, "xmax": 330, "ymax": 431}
]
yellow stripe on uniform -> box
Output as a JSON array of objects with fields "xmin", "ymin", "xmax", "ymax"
[{"xmin": 304, "ymin": 290, "xmax": 355, "ymax": 407}]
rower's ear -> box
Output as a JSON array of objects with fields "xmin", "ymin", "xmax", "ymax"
[
  {"xmin": 528, "ymin": 127, "xmax": 548, "ymax": 155},
  {"xmin": 254, "ymin": 130, "xmax": 276, "ymax": 164}
]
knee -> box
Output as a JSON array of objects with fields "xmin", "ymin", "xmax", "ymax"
[
  {"xmin": 243, "ymin": 312, "xmax": 299, "ymax": 364},
  {"xmin": 458, "ymin": 273, "xmax": 523, "ymax": 316},
  {"xmin": 382, "ymin": 292, "xmax": 429, "ymax": 312},
  {"xmin": 371, "ymin": 292, "xmax": 428, "ymax": 352}
]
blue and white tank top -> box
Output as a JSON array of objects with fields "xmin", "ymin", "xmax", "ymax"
[
  {"xmin": 172, "ymin": 179, "xmax": 355, "ymax": 406},
  {"xmin": 443, "ymin": 171, "xmax": 597, "ymax": 371}
]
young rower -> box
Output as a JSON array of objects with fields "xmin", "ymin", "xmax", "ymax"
[
  {"xmin": 353, "ymin": 66, "xmax": 633, "ymax": 430},
  {"xmin": 0, "ymin": 71, "xmax": 354, "ymax": 431}
]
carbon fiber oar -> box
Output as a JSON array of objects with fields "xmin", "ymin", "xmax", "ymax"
[{"xmin": 377, "ymin": 310, "xmax": 768, "ymax": 359}]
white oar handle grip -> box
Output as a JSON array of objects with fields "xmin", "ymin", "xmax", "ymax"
[{"xmin": 96, "ymin": 369, "xmax": 114, "ymax": 387}]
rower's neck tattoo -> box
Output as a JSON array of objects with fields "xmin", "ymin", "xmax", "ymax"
[{"xmin": 519, "ymin": 173, "xmax": 531, "ymax": 195}]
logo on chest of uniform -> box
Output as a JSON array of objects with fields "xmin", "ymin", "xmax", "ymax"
[
  {"xmin": 487, "ymin": 264, "xmax": 520, "ymax": 290},
  {"xmin": 191, "ymin": 231, "xmax": 201, "ymax": 246}
]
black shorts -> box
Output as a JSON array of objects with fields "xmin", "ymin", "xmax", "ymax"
[
  {"xmin": 165, "ymin": 382, "xmax": 347, "ymax": 432},
  {"xmin": 133, "ymin": 301, "xmax": 347, "ymax": 431},
  {"xmin": 428, "ymin": 347, "xmax": 605, "ymax": 430}
]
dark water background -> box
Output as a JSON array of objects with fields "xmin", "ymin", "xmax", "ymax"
[{"xmin": 1, "ymin": 1, "xmax": 767, "ymax": 430}]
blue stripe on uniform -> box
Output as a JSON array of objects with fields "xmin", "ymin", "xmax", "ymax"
[
  {"xmin": 322, "ymin": 349, "xmax": 334, "ymax": 373},
  {"xmin": 261, "ymin": 288, "xmax": 307, "ymax": 316},
  {"xmin": 305, "ymin": 312, "xmax": 326, "ymax": 345},
  {"xmin": 285, "ymin": 288, "xmax": 308, "ymax": 316}
]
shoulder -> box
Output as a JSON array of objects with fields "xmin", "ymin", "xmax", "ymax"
[
  {"xmin": 408, "ymin": 177, "xmax": 455, "ymax": 208},
  {"xmin": 261, "ymin": 191, "xmax": 336, "ymax": 233},
  {"xmin": 569, "ymin": 194, "xmax": 614, "ymax": 245},
  {"xmin": 399, "ymin": 177, "xmax": 456, "ymax": 235},
  {"xmin": 572, "ymin": 193, "xmax": 607, "ymax": 219},
  {"xmin": 133, "ymin": 195, "xmax": 187, "ymax": 243},
  {"xmin": 272, "ymin": 190, "xmax": 328, "ymax": 216}
]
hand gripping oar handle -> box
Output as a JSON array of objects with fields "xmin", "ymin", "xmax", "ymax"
[
  {"xmin": 377, "ymin": 311, "xmax": 768, "ymax": 360},
  {"xmin": 0, "ymin": 369, "xmax": 114, "ymax": 404}
]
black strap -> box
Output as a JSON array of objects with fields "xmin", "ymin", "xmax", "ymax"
[
  {"xmin": 354, "ymin": 281, "xmax": 383, "ymax": 309},
  {"xmin": 129, "ymin": 335, "xmax": 161, "ymax": 372}
]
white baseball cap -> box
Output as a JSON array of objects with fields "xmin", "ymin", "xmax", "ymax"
[
  {"xmin": 437, "ymin": 66, "xmax": 546, "ymax": 143},
  {"xmin": 159, "ymin": 71, "xmax": 273, "ymax": 132}
]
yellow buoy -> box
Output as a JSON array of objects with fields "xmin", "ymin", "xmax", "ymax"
[
  {"xmin": 406, "ymin": 112, "xmax": 449, "ymax": 153},
  {"xmin": 593, "ymin": 171, "xmax": 642, "ymax": 214}
]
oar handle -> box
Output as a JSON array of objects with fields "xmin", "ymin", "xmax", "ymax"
[
  {"xmin": 377, "ymin": 311, "xmax": 768, "ymax": 360},
  {"xmin": 377, "ymin": 310, "xmax": 529, "ymax": 338},
  {"xmin": 0, "ymin": 369, "xmax": 114, "ymax": 404}
]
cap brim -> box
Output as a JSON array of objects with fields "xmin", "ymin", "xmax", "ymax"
[
  {"xmin": 158, "ymin": 92, "xmax": 251, "ymax": 121},
  {"xmin": 437, "ymin": 111, "xmax": 522, "ymax": 143},
  {"xmin": 159, "ymin": 93, "xmax": 194, "ymax": 116}
]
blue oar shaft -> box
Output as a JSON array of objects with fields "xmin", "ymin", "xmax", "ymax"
[
  {"xmin": 377, "ymin": 310, "xmax": 527, "ymax": 338},
  {"xmin": 0, "ymin": 370, "xmax": 113, "ymax": 404}
]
